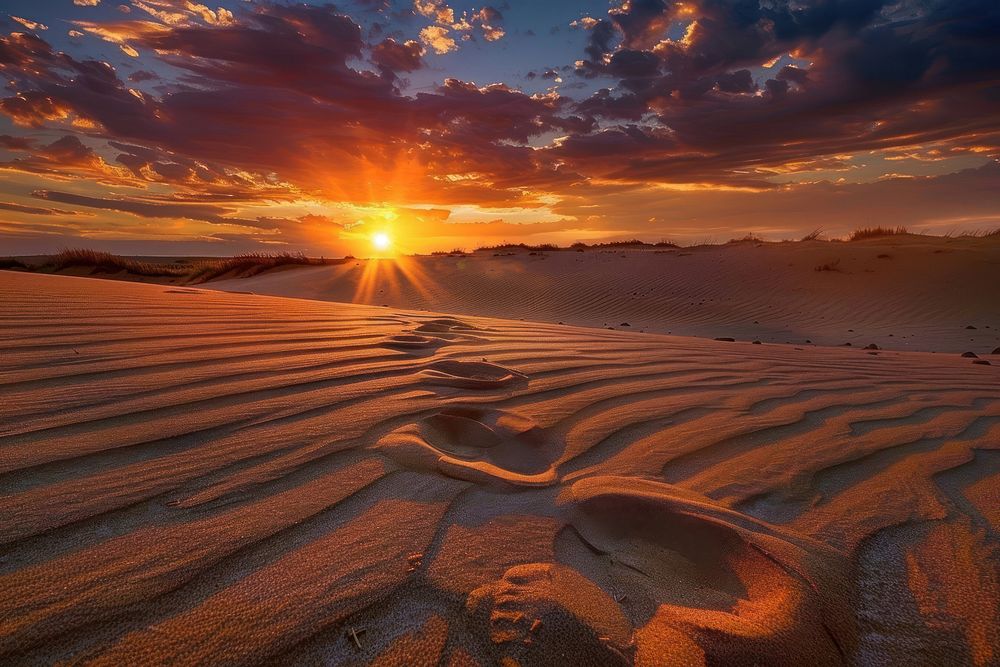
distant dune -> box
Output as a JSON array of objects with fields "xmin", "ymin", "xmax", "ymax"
[
  {"xmin": 1, "ymin": 271, "xmax": 998, "ymax": 665},
  {"xmin": 207, "ymin": 235, "xmax": 1000, "ymax": 354}
]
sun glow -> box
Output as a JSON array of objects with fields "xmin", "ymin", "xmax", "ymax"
[{"xmin": 373, "ymin": 232, "xmax": 391, "ymax": 250}]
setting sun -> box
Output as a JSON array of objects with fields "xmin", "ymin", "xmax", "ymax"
[{"xmin": 372, "ymin": 232, "xmax": 391, "ymax": 250}]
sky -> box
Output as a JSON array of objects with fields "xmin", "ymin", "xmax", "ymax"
[{"xmin": 0, "ymin": 0, "xmax": 998, "ymax": 256}]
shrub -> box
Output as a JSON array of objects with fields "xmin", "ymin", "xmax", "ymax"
[
  {"xmin": 48, "ymin": 249, "xmax": 187, "ymax": 277},
  {"xmin": 39, "ymin": 249, "xmax": 345, "ymax": 283},
  {"xmin": 185, "ymin": 252, "xmax": 322, "ymax": 283},
  {"xmin": 728, "ymin": 234, "xmax": 764, "ymax": 244},
  {"xmin": 0, "ymin": 258, "xmax": 28, "ymax": 270},
  {"xmin": 474, "ymin": 242, "xmax": 561, "ymax": 252},
  {"xmin": 848, "ymin": 226, "xmax": 908, "ymax": 241}
]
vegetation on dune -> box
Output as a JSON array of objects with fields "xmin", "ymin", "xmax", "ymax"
[
  {"xmin": 578, "ymin": 238, "xmax": 678, "ymax": 248},
  {"xmin": 2, "ymin": 228, "xmax": 995, "ymax": 284},
  {"xmin": 49, "ymin": 249, "xmax": 189, "ymax": 277},
  {"xmin": 185, "ymin": 252, "xmax": 326, "ymax": 283},
  {"xmin": 476, "ymin": 239, "xmax": 677, "ymax": 252},
  {"xmin": 0, "ymin": 249, "xmax": 344, "ymax": 283},
  {"xmin": 475, "ymin": 242, "xmax": 561, "ymax": 252},
  {"xmin": 848, "ymin": 226, "xmax": 909, "ymax": 241},
  {"xmin": 727, "ymin": 234, "xmax": 764, "ymax": 244},
  {"xmin": 430, "ymin": 249, "xmax": 469, "ymax": 256},
  {"xmin": 815, "ymin": 258, "xmax": 842, "ymax": 272},
  {"xmin": 0, "ymin": 258, "xmax": 28, "ymax": 270},
  {"xmin": 954, "ymin": 227, "xmax": 1000, "ymax": 238}
]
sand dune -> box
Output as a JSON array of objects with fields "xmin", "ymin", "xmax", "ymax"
[
  {"xmin": 1, "ymin": 271, "xmax": 998, "ymax": 665},
  {"xmin": 208, "ymin": 236, "xmax": 1000, "ymax": 354}
]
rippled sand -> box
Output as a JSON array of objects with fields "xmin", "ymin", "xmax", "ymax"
[
  {"xmin": 209, "ymin": 235, "xmax": 1000, "ymax": 354},
  {"xmin": 1, "ymin": 271, "xmax": 998, "ymax": 665}
]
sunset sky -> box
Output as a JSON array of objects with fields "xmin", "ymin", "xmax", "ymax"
[{"xmin": 1, "ymin": 0, "xmax": 998, "ymax": 256}]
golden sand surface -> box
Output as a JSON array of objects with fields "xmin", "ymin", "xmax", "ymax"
[{"xmin": 1, "ymin": 271, "xmax": 998, "ymax": 665}]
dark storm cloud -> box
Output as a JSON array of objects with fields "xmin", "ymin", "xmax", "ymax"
[
  {"xmin": 607, "ymin": 49, "xmax": 660, "ymax": 79},
  {"xmin": 566, "ymin": 0, "xmax": 1000, "ymax": 185},
  {"xmin": 583, "ymin": 19, "xmax": 619, "ymax": 63},
  {"xmin": 714, "ymin": 69, "xmax": 755, "ymax": 94},
  {"xmin": 127, "ymin": 70, "xmax": 159, "ymax": 82},
  {"xmin": 372, "ymin": 38, "xmax": 424, "ymax": 73},
  {"xmin": 0, "ymin": 134, "xmax": 34, "ymax": 150},
  {"xmin": 610, "ymin": 0, "xmax": 672, "ymax": 50}
]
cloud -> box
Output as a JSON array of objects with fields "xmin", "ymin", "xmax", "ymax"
[
  {"xmin": 1, "ymin": 3, "xmax": 583, "ymax": 209},
  {"xmin": 373, "ymin": 37, "xmax": 424, "ymax": 72},
  {"xmin": 0, "ymin": 135, "xmax": 34, "ymax": 150},
  {"xmin": 32, "ymin": 189, "xmax": 277, "ymax": 230},
  {"xmin": 419, "ymin": 25, "xmax": 457, "ymax": 54},
  {"xmin": 0, "ymin": 92, "xmax": 73, "ymax": 127},
  {"xmin": 10, "ymin": 16, "xmax": 48, "ymax": 31},
  {"xmin": 0, "ymin": 201, "xmax": 78, "ymax": 215},
  {"xmin": 127, "ymin": 69, "xmax": 159, "ymax": 82},
  {"xmin": 550, "ymin": 162, "xmax": 1000, "ymax": 242},
  {"xmin": 1, "ymin": 136, "xmax": 133, "ymax": 184},
  {"xmin": 563, "ymin": 0, "xmax": 1000, "ymax": 188},
  {"xmin": 413, "ymin": 0, "xmax": 506, "ymax": 51}
]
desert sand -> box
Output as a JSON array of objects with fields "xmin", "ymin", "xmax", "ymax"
[
  {"xmin": 1, "ymin": 268, "xmax": 998, "ymax": 666},
  {"xmin": 209, "ymin": 236, "xmax": 1000, "ymax": 354}
]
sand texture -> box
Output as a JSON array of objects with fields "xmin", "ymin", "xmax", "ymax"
[
  {"xmin": 209, "ymin": 236, "xmax": 1000, "ymax": 353},
  {"xmin": 1, "ymin": 270, "xmax": 999, "ymax": 666}
]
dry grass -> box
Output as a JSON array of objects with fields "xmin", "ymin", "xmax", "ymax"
[
  {"xmin": 475, "ymin": 242, "xmax": 561, "ymax": 252},
  {"xmin": 49, "ymin": 249, "xmax": 189, "ymax": 277},
  {"xmin": 0, "ymin": 258, "xmax": 28, "ymax": 270},
  {"xmin": 848, "ymin": 226, "xmax": 908, "ymax": 241},
  {"xmin": 186, "ymin": 252, "xmax": 323, "ymax": 283},
  {"xmin": 1, "ymin": 249, "xmax": 339, "ymax": 283},
  {"xmin": 727, "ymin": 234, "xmax": 764, "ymax": 244},
  {"xmin": 815, "ymin": 258, "xmax": 842, "ymax": 272},
  {"xmin": 476, "ymin": 240, "xmax": 678, "ymax": 252},
  {"xmin": 801, "ymin": 229, "xmax": 823, "ymax": 241},
  {"xmin": 956, "ymin": 228, "xmax": 1000, "ymax": 238},
  {"xmin": 593, "ymin": 239, "xmax": 678, "ymax": 248}
]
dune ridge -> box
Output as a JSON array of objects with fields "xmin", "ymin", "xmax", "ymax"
[
  {"xmin": 208, "ymin": 236, "xmax": 1000, "ymax": 353},
  {"xmin": 1, "ymin": 271, "xmax": 998, "ymax": 665}
]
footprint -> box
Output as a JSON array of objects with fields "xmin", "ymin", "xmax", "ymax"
[
  {"xmin": 557, "ymin": 476, "xmax": 855, "ymax": 665},
  {"xmin": 414, "ymin": 317, "xmax": 482, "ymax": 333},
  {"xmin": 375, "ymin": 406, "xmax": 558, "ymax": 487},
  {"xmin": 412, "ymin": 318, "xmax": 488, "ymax": 342},
  {"xmin": 381, "ymin": 334, "xmax": 445, "ymax": 351},
  {"xmin": 466, "ymin": 563, "xmax": 633, "ymax": 666},
  {"xmin": 420, "ymin": 360, "xmax": 527, "ymax": 390}
]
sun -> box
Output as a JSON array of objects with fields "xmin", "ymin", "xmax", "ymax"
[{"xmin": 372, "ymin": 232, "xmax": 391, "ymax": 250}]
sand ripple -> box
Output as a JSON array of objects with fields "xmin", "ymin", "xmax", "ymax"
[{"xmin": 1, "ymin": 272, "xmax": 997, "ymax": 665}]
